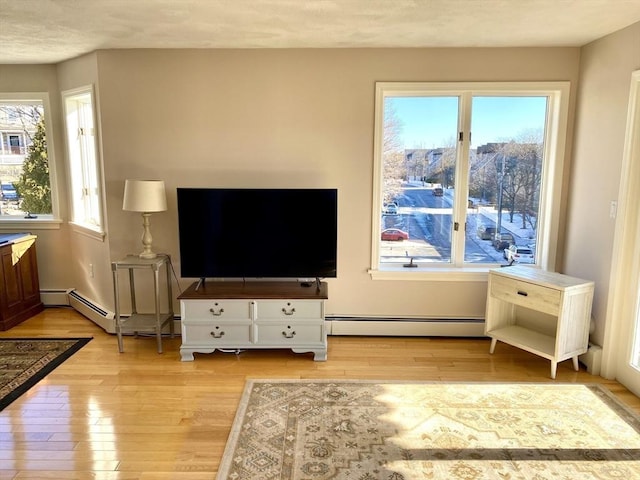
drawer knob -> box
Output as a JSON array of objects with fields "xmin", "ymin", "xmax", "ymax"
[
  {"xmin": 210, "ymin": 328, "xmax": 225, "ymax": 338},
  {"xmin": 210, "ymin": 307, "xmax": 225, "ymax": 316},
  {"xmin": 282, "ymin": 307, "xmax": 296, "ymax": 316},
  {"xmin": 282, "ymin": 328, "xmax": 296, "ymax": 339},
  {"xmin": 517, "ymin": 290, "xmax": 528, "ymax": 297}
]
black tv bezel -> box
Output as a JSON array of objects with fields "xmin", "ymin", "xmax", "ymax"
[{"xmin": 176, "ymin": 187, "xmax": 338, "ymax": 281}]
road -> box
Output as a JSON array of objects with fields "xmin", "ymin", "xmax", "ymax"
[{"xmin": 381, "ymin": 185, "xmax": 523, "ymax": 264}]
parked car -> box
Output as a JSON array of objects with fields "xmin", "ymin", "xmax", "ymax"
[
  {"xmin": 383, "ymin": 203, "xmax": 398, "ymax": 215},
  {"xmin": 493, "ymin": 232, "xmax": 515, "ymax": 251},
  {"xmin": 0, "ymin": 183, "xmax": 18, "ymax": 202},
  {"xmin": 432, "ymin": 187, "xmax": 444, "ymax": 196},
  {"xmin": 477, "ymin": 225, "xmax": 497, "ymax": 240},
  {"xmin": 504, "ymin": 245, "xmax": 535, "ymax": 264},
  {"xmin": 381, "ymin": 228, "xmax": 409, "ymax": 241}
]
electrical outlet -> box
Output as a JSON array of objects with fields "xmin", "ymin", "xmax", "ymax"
[
  {"xmin": 610, "ymin": 200, "xmax": 617, "ymax": 219},
  {"xmin": 89, "ymin": 263, "xmax": 94, "ymax": 278}
]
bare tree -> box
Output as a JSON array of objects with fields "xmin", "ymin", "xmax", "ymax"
[{"xmin": 382, "ymin": 99, "xmax": 405, "ymax": 204}]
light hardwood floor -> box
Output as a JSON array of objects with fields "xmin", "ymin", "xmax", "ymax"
[{"xmin": 1, "ymin": 307, "xmax": 639, "ymax": 479}]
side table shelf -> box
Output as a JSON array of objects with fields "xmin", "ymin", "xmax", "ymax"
[{"xmin": 111, "ymin": 254, "xmax": 174, "ymax": 353}]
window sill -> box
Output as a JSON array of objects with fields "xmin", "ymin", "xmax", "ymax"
[
  {"xmin": 0, "ymin": 218, "xmax": 62, "ymax": 230},
  {"xmin": 70, "ymin": 222, "xmax": 106, "ymax": 241},
  {"xmin": 368, "ymin": 266, "xmax": 493, "ymax": 282}
]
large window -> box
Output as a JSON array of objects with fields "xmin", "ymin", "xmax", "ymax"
[
  {"xmin": 0, "ymin": 93, "xmax": 57, "ymax": 222},
  {"xmin": 371, "ymin": 82, "xmax": 570, "ymax": 279},
  {"xmin": 63, "ymin": 86, "xmax": 103, "ymax": 236}
]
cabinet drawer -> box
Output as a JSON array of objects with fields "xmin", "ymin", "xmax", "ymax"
[
  {"xmin": 255, "ymin": 300, "xmax": 322, "ymax": 320},
  {"xmin": 181, "ymin": 299, "xmax": 251, "ymax": 320},
  {"xmin": 490, "ymin": 275, "xmax": 561, "ymax": 316},
  {"xmin": 256, "ymin": 323, "xmax": 325, "ymax": 345},
  {"xmin": 182, "ymin": 323, "xmax": 251, "ymax": 345}
]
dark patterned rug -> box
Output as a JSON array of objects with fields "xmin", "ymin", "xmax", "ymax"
[
  {"xmin": 218, "ymin": 380, "xmax": 640, "ymax": 480},
  {"xmin": 0, "ymin": 337, "xmax": 91, "ymax": 411}
]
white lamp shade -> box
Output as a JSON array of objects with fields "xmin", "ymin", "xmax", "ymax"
[{"xmin": 122, "ymin": 180, "xmax": 167, "ymax": 212}]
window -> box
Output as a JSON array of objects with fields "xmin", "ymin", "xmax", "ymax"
[
  {"xmin": 371, "ymin": 82, "xmax": 570, "ymax": 279},
  {"xmin": 0, "ymin": 93, "xmax": 57, "ymax": 222},
  {"xmin": 63, "ymin": 86, "xmax": 104, "ymax": 237}
]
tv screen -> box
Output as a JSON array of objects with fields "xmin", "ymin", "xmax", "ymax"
[{"xmin": 177, "ymin": 188, "xmax": 337, "ymax": 280}]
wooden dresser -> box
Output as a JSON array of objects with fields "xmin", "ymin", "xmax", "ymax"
[{"xmin": 0, "ymin": 233, "xmax": 43, "ymax": 330}]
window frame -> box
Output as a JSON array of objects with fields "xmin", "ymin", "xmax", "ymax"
[
  {"xmin": 370, "ymin": 81, "xmax": 570, "ymax": 281},
  {"xmin": 62, "ymin": 85, "xmax": 105, "ymax": 240},
  {"xmin": 0, "ymin": 92, "xmax": 61, "ymax": 229}
]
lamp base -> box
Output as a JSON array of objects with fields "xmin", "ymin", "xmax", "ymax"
[{"xmin": 138, "ymin": 212, "xmax": 157, "ymax": 260}]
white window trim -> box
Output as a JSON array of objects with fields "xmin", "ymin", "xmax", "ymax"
[
  {"xmin": 0, "ymin": 92, "xmax": 61, "ymax": 228},
  {"xmin": 369, "ymin": 81, "xmax": 570, "ymax": 280},
  {"xmin": 62, "ymin": 85, "xmax": 106, "ymax": 238}
]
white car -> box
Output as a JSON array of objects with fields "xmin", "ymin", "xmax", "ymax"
[
  {"xmin": 504, "ymin": 245, "xmax": 535, "ymax": 264},
  {"xmin": 383, "ymin": 204, "xmax": 398, "ymax": 215}
]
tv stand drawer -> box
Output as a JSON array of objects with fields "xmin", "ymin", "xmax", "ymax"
[
  {"xmin": 182, "ymin": 299, "xmax": 251, "ymax": 320},
  {"xmin": 182, "ymin": 323, "xmax": 251, "ymax": 345},
  {"xmin": 256, "ymin": 300, "xmax": 323, "ymax": 320},
  {"xmin": 255, "ymin": 323, "xmax": 325, "ymax": 345}
]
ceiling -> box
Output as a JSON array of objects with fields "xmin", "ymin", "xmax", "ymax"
[{"xmin": 2, "ymin": 0, "xmax": 640, "ymax": 64}]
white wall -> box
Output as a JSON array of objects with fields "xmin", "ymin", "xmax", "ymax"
[{"xmin": 564, "ymin": 21, "xmax": 640, "ymax": 346}]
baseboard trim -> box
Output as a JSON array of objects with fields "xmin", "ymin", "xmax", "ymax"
[
  {"xmin": 43, "ymin": 289, "xmax": 487, "ymax": 339},
  {"xmin": 326, "ymin": 316, "xmax": 485, "ymax": 337}
]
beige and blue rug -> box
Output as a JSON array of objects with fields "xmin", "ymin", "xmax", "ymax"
[
  {"xmin": 218, "ymin": 380, "xmax": 640, "ymax": 479},
  {"xmin": 0, "ymin": 337, "xmax": 91, "ymax": 411}
]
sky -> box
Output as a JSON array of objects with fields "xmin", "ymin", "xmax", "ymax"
[{"xmin": 388, "ymin": 96, "xmax": 548, "ymax": 149}]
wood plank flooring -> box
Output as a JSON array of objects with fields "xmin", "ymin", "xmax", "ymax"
[{"xmin": 1, "ymin": 307, "xmax": 639, "ymax": 479}]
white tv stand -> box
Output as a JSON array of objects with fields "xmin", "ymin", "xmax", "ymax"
[{"xmin": 178, "ymin": 281, "xmax": 328, "ymax": 361}]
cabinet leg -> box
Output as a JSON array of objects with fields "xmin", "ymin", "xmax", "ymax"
[
  {"xmin": 489, "ymin": 338, "xmax": 498, "ymax": 354},
  {"xmin": 572, "ymin": 356, "xmax": 579, "ymax": 371},
  {"xmin": 313, "ymin": 349, "xmax": 327, "ymax": 361},
  {"xmin": 180, "ymin": 349, "xmax": 195, "ymax": 361},
  {"xmin": 550, "ymin": 361, "xmax": 558, "ymax": 379}
]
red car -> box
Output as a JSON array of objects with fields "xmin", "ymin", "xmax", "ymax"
[{"xmin": 381, "ymin": 228, "xmax": 409, "ymax": 241}]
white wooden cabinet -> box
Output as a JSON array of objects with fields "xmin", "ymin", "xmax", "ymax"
[
  {"xmin": 485, "ymin": 266, "xmax": 594, "ymax": 379},
  {"xmin": 179, "ymin": 281, "xmax": 328, "ymax": 361}
]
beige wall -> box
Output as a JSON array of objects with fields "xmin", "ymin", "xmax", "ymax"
[
  {"xmin": 1, "ymin": 47, "xmax": 585, "ymax": 319},
  {"xmin": 56, "ymin": 53, "xmax": 116, "ymax": 310},
  {"xmin": 0, "ymin": 64, "xmax": 73, "ymax": 289},
  {"xmin": 564, "ymin": 22, "xmax": 640, "ymax": 345},
  {"xmin": 91, "ymin": 47, "xmax": 580, "ymax": 317}
]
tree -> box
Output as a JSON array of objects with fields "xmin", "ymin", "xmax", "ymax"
[
  {"xmin": 15, "ymin": 120, "xmax": 51, "ymax": 214},
  {"xmin": 382, "ymin": 99, "xmax": 405, "ymax": 204}
]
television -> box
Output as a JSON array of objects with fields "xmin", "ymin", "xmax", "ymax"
[{"xmin": 176, "ymin": 188, "xmax": 337, "ymax": 281}]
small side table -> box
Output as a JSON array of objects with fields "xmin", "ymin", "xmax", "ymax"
[{"xmin": 111, "ymin": 254, "xmax": 174, "ymax": 353}]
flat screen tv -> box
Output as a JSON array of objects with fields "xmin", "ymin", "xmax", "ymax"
[{"xmin": 177, "ymin": 188, "xmax": 337, "ymax": 280}]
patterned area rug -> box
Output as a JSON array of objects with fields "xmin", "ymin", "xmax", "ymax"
[
  {"xmin": 0, "ymin": 337, "xmax": 91, "ymax": 411},
  {"xmin": 218, "ymin": 380, "xmax": 640, "ymax": 480}
]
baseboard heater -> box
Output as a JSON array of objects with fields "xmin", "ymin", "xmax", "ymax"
[
  {"xmin": 325, "ymin": 316, "xmax": 485, "ymax": 337},
  {"xmin": 40, "ymin": 288, "xmax": 73, "ymax": 306},
  {"xmin": 68, "ymin": 290, "xmax": 116, "ymax": 333}
]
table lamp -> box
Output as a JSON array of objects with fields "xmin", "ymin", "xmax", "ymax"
[{"xmin": 122, "ymin": 179, "xmax": 167, "ymax": 259}]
